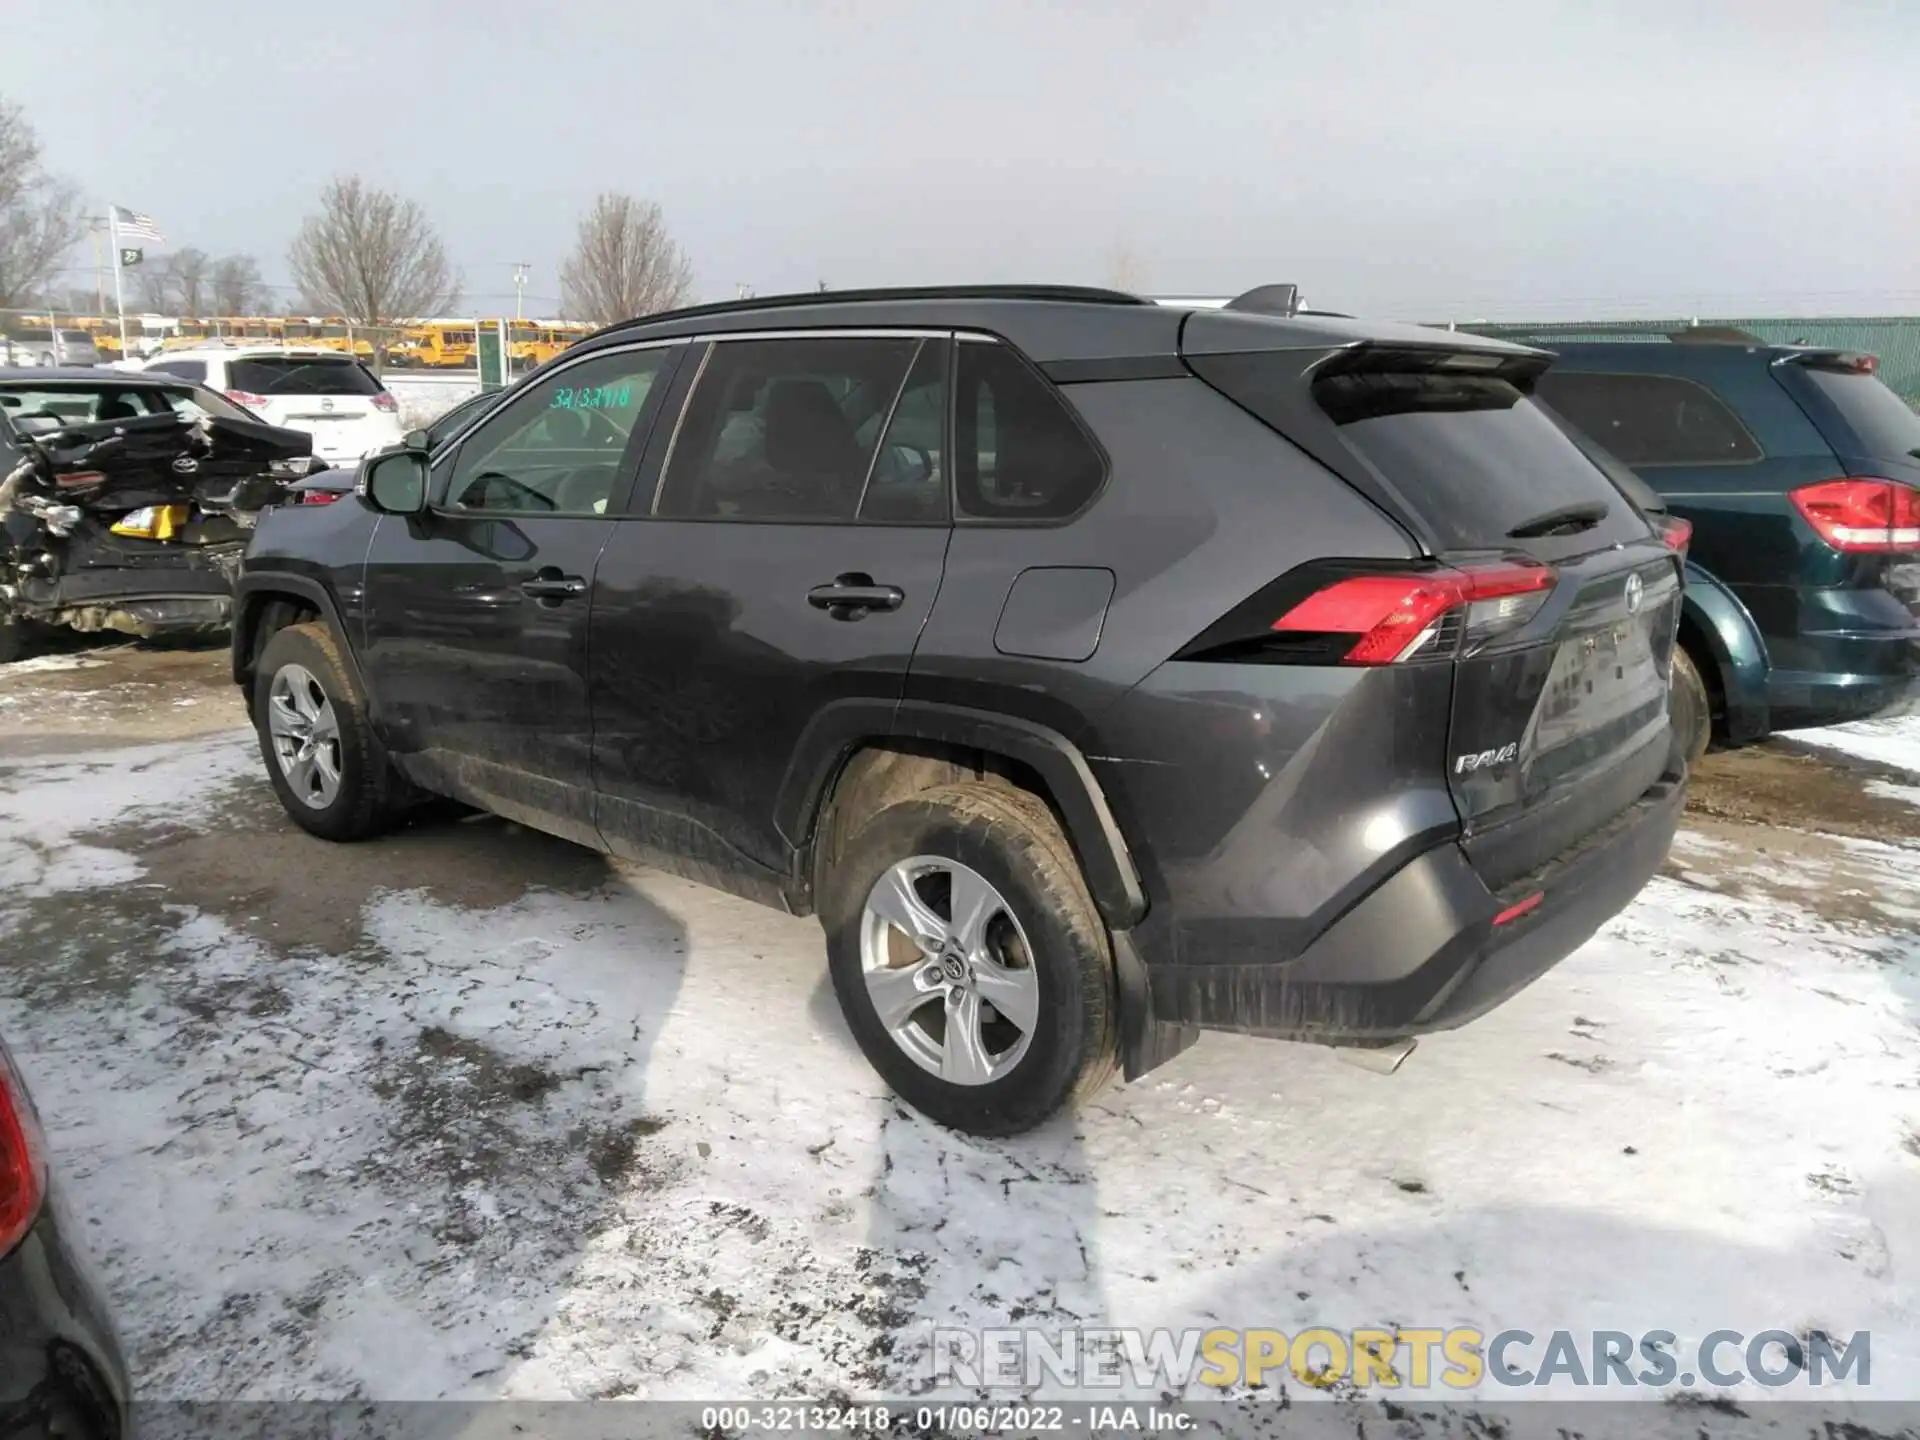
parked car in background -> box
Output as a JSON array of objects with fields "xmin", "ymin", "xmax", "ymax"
[
  {"xmin": 1529, "ymin": 337, "xmax": 1920, "ymax": 761},
  {"xmin": 138, "ymin": 346, "xmax": 404, "ymax": 466},
  {"xmin": 0, "ymin": 328, "xmax": 101, "ymax": 368},
  {"xmin": 0, "ymin": 368, "xmax": 313, "ymax": 662},
  {"xmin": 233, "ymin": 285, "xmax": 1686, "ymax": 1136},
  {"xmin": 0, "ymin": 1034, "xmax": 131, "ymax": 1439},
  {"xmin": 286, "ymin": 387, "xmax": 500, "ymax": 508}
]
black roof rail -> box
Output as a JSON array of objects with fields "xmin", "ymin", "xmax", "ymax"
[
  {"xmin": 1223, "ymin": 284, "xmax": 1302, "ymax": 319},
  {"xmin": 590, "ymin": 284, "xmax": 1152, "ymax": 342}
]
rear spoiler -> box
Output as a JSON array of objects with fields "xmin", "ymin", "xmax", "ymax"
[{"xmin": 1773, "ymin": 349, "xmax": 1880, "ymax": 377}]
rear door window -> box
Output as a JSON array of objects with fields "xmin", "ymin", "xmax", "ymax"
[
  {"xmin": 228, "ymin": 357, "xmax": 382, "ymax": 396},
  {"xmin": 1531, "ymin": 371, "xmax": 1762, "ymax": 466},
  {"xmin": 1313, "ymin": 367, "xmax": 1651, "ymax": 552},
  {"xmin": 654, "ymin": 335, "xmax": 920, "ymax": 521},
  {"xmin": 1796, "ymin": 367, "xmax": 1920, "ymax": 461},
  {"xmin": 954, "ymin": 340, "xmax": 1106, "ymax": 520}
]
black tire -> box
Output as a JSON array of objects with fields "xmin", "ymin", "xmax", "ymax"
[
  {"xmin": 252, "ymin": 621, "xmax": 405, "ymax": 841},
  {"xmin": 821, "ymin": 781, "xmax": 1118, "ymax": 1136},
  {"xmin": 1670, "ymin": 644, "xmax": 1712, "ymax": 770}
]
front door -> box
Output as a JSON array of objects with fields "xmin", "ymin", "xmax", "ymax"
[
  {"xmin": 359, "ymin": 342, "xmax": 682, "ymax": 845},
  {"xmin": 590, "ymin": 332, "xmax": 953, "ymax": 899}
]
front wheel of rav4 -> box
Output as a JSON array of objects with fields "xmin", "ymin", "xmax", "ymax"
[
  {"xmin": 253, "ymin": 622, "xmax": 405, "ymax": 841},
  {"xmin": 822, "ymin": 783, "xmax": 1118, "ymax": 1136}
]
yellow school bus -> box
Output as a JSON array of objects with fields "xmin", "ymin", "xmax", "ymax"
[{"xmin": 386, "ymin": 322, "xmax": 477, "ymax": 369}]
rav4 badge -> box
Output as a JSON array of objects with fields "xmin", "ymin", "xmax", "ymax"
[{"xmin": 1454, "ymin": 743, "xmax": 1519, "ymax": 774}]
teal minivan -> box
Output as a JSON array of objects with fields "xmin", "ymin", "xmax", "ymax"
[{"xmin": 1531, "ymin": 338, "xmax": 1920, "ymax": 762}]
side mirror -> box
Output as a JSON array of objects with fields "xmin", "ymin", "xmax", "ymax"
[
  {"xmin": 362, "ymin": 449, "xmax": 429, "ymax": 515},
  {"xmin": 402, "ymin": 428, "xmax": 430, "ymax": 451}
]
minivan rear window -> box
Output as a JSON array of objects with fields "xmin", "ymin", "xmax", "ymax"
[
  {"xmin": 229, "ymin": 357, "xmax": 383, "ymax": 397},
  {"xmin": 1799, "ymin": 368, "xmax": 1920, "ymax": 462},
  {"xmin": 1313, "ymin": 369, "xmax": 1651, "ymax": 551}
]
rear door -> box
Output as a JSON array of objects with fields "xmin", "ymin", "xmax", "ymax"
[
  {"xmin": 1187, "ymin": 333, "xmax": 1681, "ymax": 886},
  {"xmin": 1314, "ymin": 360, "xmax": 1682, "ymax": 880},
  {"xmin": 588, "ymin": 331, "xmax": 952, "ymax": 898},
  {"xmin": 226, "ymin": 354, "xmax": 394, "ymax": 465}
]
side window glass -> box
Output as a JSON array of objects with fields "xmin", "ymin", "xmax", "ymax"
[
  {"xmin": 1532, "ymin": 371, "xmax": 1762, "ymax": 466},
  {"xmin": 859, "ymin": 339, "xmax": 949, "ymax": 524},
  {"xmin": 444, "ymin": 347, "xmax": 670, "ymax": 515},
  {"xmin": 954, "ymin": 341, "xmax": 1106, "ymax": 520},
  {"xmin": 655, "ymin": 336, "xmax": 919, "ymax": 521}
]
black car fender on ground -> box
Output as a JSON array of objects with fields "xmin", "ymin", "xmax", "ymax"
[{"xmin": 231, "ymin": 572, "xmax": 369, "ymax": 699}]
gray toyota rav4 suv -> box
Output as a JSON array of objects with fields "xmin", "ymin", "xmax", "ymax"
[{"xmin": 232, "ymin": 285, "xmax": 1687, "ymax": 1135}]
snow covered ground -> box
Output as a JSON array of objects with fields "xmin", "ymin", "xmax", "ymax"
[{"xmin": 0, "ymin": 678, "xmax": 1917, "ymax": 1432}]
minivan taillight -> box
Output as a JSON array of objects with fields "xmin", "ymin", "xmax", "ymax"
[
  {"xmin": 1272, "ymin": 560, "xmax": 1556, "ymax": 665},
  {"xmin": 1656, "ymin": 515, "xmax": 1693, "ymax": 555},
  {"xmin": 0, "ymin": 1049, "xmax": 46, "ymax": 1257},
  {"xmin": 1789, "ymin": 478, "xmax": 1920, "ymax": 553}
]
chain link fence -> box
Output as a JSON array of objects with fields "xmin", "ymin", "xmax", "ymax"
[{"xmin": 1445, "ymin": 315, "xmax": 1920, "ymax": 404}]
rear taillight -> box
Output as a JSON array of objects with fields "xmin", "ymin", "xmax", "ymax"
[
  {"xmin": 371, "ymin": 392, "xmax": 398, "ymax": 414},
  {"xmin": 1656, "ymin": 515, "xmax": 1693, "ymax": 555},
  {"xmin": 0, "ymin": 1050, "xmax": 46, "ymax": 1257},
  {"xmin": 298, "ymin": 490, "xmax": 342, "ymax": 505},
  {"xmin": 1789, "ymin": 478, "xmax": 1920, "ymax": 553},
  {"xmin": 1271, "ymin": 560, "xmax": 1556, "ymax": 665},
  {"xmin": 225, "ymin": 389, "xmax": 269, "ymax": 409}
]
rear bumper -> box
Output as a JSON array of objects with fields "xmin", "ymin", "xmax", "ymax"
[
  {"xmin": 1146, "ymin": 771, "xmax": 1685, "ymax": 1041},
  {"xmin": 1767, "ymin": 665, "xmax": 1920, "ymax": 729},
  {"xmin": 0, "ymin": 1203, "xmax": 130, "ymax": 1440}
]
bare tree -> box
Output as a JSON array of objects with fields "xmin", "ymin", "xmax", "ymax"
[
  {"xmin": 132, "ymin": 247, "xmax": 214, "ymax": 313},
  {"xmin": 209, "ymin": 253, "xmax": 263, "ymax": 315},
  {"xmin": 0, "ymin": 96, "xmax": 86, "ymax": 310},
  {"xmin": 559, "ymin": 192, "xmax": 692, "ymax": 326},
  {"xmin": 288, "ymin": 176, "xmax": 458, "ymax": 324}
]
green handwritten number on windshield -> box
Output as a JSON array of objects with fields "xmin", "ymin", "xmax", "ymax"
[{"xmin": 550, "ymin": 383, "xmax": 633, "ymax": 410}]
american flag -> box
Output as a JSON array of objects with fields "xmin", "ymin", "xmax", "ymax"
[{"xmin": 111, "ymin": 206, "xmax": 164, "ymax": 243}]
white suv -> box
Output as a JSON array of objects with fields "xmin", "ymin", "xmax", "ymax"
[{"xmin": 139, "ymin": 345, "xmax": 405, "ymax": 464}]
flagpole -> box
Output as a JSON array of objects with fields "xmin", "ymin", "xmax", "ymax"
[{"xmin": 109, "ymin": 208, "xmax": 129, "ymax": 362}]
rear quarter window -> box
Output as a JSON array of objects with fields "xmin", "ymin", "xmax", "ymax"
[
  {"xmin": 954, "ymin": 340, "xmax": 1106, "ymax": 521},
  {"xmin": 1530, "ymin": 370, "xmax": 1762, "ymax": 466},
  {"xmin": 1796, "ymin": 367, "xmax": 1920, "ymax": 461}
]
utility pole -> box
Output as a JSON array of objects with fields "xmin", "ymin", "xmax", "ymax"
[{"xmin": 512, "ymin": 263, "xmax": 530, "ymax": 320}]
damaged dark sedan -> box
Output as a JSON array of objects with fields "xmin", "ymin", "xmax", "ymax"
[{"xmin": 0, "ymin": 369, "xmax": 317, "ymax": 663}]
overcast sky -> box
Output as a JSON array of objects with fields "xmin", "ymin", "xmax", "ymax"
[{"xmin": 13, "ymin": 0, "xmax": 1918, "ymax": 321}]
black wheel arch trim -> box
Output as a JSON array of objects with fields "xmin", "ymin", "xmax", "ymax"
[
  {"xmin": 231, "ymin": 572, "xmax": 369, "ymax": 699},
  {"xmin": 776, "ymin": 697, "xmax": 1149, "ymax": 931}
]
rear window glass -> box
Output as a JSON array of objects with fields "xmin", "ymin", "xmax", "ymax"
[
  {"xmin": 1799, "ymin": 368, "xmax": 1920, "ymax": 461},
  {"xmin": 1531, "ymin": 371, "xmax": 1761, "ymax": 466},
  {"xmin": 1314, "ymin": 369, "xmax": 1648, "ymax": 550},
  {"xmin": 229, "ymin": 357, "xmax": 382, "ymax": 397}
]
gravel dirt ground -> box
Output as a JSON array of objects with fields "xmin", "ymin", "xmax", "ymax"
[{"xmin": 2, "ymin": 640, "xmax": 1917, "ymax": 1436}]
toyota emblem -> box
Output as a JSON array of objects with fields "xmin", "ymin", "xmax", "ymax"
[{"xmin": 1623, "ymin": 572, "xmax": 1644, "ymax": 616}]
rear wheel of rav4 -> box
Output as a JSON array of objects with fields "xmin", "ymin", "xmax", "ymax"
[
  {"xmin": 1670, "ymin": 645, "xmax": 1712, "ymax": 770},
  {"xmin": 253, "ymin": 622, "xmax": 404, "ymax": 841},
  {"xmin": 822, "ymin": 783, "xmax": 1118, "ymax": 1136}
]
